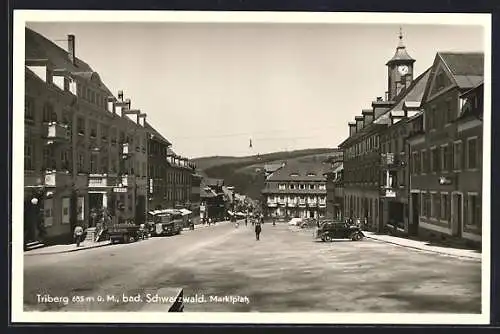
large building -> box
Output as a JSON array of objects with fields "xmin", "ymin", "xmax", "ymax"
[
  {"xmin": 407, "ymin": 52, "xmax": 483, "ymax": 245},
  {"xmin": 262, "ymin": 162, "xmax": 329, "ymax": 219},
  {"xmin": 24, "ymin": 28, "xmax": 150, "ymax": 244},
  {"xmin": 338, "ymin": 30, "xmax": 484, "ymax": 245}
]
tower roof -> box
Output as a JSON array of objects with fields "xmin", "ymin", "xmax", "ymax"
[{"xmin": 386, "ymin": 27, "xmax": 415, "ymax": 65}]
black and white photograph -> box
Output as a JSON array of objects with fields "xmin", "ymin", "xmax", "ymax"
[{"xmin": 12, "ymin": 11, "xmax": 491, "ymax": 324}]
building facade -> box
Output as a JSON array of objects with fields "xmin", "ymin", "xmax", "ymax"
[
  {"xmin": 407, "ymin": 52, "xmax": 483, "ymax": 245},
  {"xmin": 24, "ymin": 29, "xmax": 150, "ymax": 243},
  {"xmin": 262, "ymin": 162, "xmax": 328, "ymax": 219},
  {"xmin": 325, "ymin": 163, "xmax": 344, "ymax": 220}
]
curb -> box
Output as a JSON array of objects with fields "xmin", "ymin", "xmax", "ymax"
[
  {"xmin": 24, "ymin": 242, "xmax": 112, "ymax": 256},
  {"xmin": 365, "ymin": 235, "xmax": 481, "ymax": 261}
]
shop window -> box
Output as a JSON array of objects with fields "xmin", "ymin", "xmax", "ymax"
[
  {"xmin": 440, "ymin": 193, "xmax": 450, "ymax": 221},
  {"xmin": 466, "ymin": 193, "xmax": 481, "ymax": 229}
]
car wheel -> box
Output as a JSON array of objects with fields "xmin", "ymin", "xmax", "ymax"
[
  {"xmin": 324, "ymin": 235, "xmax": 332, "ymax": 242},
  {"xmin": 351, "ymin": 232, "xmax": 362, "ymax": 241},
  {"xmin": 123, "ymin": 235, "xmax": 130, "ymax": 243}
]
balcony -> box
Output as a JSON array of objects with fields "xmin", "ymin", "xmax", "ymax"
[
  {"xmin": 44, "ymin": 170, "xmax": 71, "ymax": 188},
  {"xmin": 298, "ymin": 201, "xmax": 306, "ymax": 207},
  {"xmin": 380, "ymin": 152, "xmax": 406, "ymax": 170},
  {"xmin": 88, "ymin": 174, "xmax": 109, "ymax": 188},
  {"xmin": 318, "ymin": 201, "xmax": 327, "ymax": 208},
  {"xmin": 308, "ymin": 202, "xmax": 317, "ymax": 207},
  {"xmin": 121, "ymin": 143, "xmax": 133, "ymax": 158},
  {"xmin": 45, "ymin": 122, "xmax": 70, "ymax": 144},
  {"xmin": 288, "ymin": 201, "xmax": 297, "ymax": 207},
  {"xmin": 267, "ymin": 201, "xmax": 277, "ymax": 208}
]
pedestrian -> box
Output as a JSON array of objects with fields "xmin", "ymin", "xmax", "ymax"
[
  {"xmin": 73, "ymin": 225, "xmax": 84, "ymax": 247},
  {"xmin": 255, "ymin": 221, "xmax": 262, "ymax": 241},
  {"xmin": 208, "ymin": 217, "xmax": 212, "ymax": 226},
  {"xmin": 245, "ymin": 216, "xmax": 248, "ymax": 226}
]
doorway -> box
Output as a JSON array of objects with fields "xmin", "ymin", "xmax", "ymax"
[{"xmin": 452, "ymin": 193, "xmax": 463, "ymax": 237}]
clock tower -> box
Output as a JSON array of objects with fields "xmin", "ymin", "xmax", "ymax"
[{"xmin": 386, "ymin": 28, "xmax": 415, "ymax": 101}]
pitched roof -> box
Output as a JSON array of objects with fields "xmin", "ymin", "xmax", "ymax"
[
  {"xmin": 25, "ymin": 27, "xmax": 113, "ymax": 97},
  {"xmin": 145, "ymin": 121, "xmax": 171, "ymax": 146},
  {"xmin": 386, "ymin": 38, "xmax": 415, "ymax": 65},
  {"xmin": 439, "ymin": 52, "xmax": 484, "ymax": 89},
  {"xmin": 266, "ymin": 161, "xmax": 329, "ymax": 182},
  {"xmin": 374, "ymin": 68, "xmax": 432, "ymax": 124}
]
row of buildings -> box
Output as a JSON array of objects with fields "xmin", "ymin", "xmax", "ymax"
[
  {"xmin": 336, "ymin": 31, "xmax": 484, "ymax": 245},
  {"xmin": 24, "ymin": 28, "xmax": 202, "ymax": 244}
]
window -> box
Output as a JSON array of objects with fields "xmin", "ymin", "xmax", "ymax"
[
  {"xmin": 42, "ymin": 102, "xmax": 57, "ymax": 122},
  {"xmin": 319, "ymin": 184, "xmax": 326, "ymax": 190},
  {"xmin": 89, "ymin": 120, "xmax": 97, "ymax": 138},
  {"xmin": 466, "ymin": 193, "xmax": 481, "ymax": 228},
  {"xmin": 453, "ymin": 141, "xmax": 462, "ymax": 170},
  {"xmin": 25, "ymin": 96, "xmax": 35, "ymax": 121},
  {"xmin": 438, "ymin": 144, "xmax": 450, "ymax": 172},
  {"xmin": 77, "ymin": 117, "xmax": 85, "ymax": 135},
  {"xmin": 467, "ymin": 137, "xmax": 478, "ymax": 169},
  {"xmin": 101, "ymin": 125, "xmax": 109, "ymax": 141},
  {"xmin": 421, "ymin": 150, "xmax": 429, "ymax": 173},
  {"xmin": 440, "ymin": 193, "xmax": 450, "ymax": 221},
  {"xmin": 77, "ymin": 152, "xmax": 85, "ymax": 173},
  {"xmin": 309, "ymin": 184, "xmax": 315, "ymax": 190},
  {"xmin": 25, "ymin": 138, "xmax": 33, "ymax": 170},
  {"xmin": 431, "ymin": 147, "xmax": 439, "ymax": 173},
  {"xmin": 431, "ymin": 193, "xmax": 440, "ymax": 219},
  {"xmin": 299, "ymin": 184, "xmax": 305, "ymax": 190}
]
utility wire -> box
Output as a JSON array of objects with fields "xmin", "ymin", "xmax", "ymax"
[{"xmin": 174, "ymin": 124, "xmax": 339, "ymax": 140}]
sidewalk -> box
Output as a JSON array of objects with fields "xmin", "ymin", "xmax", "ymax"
[
  {"xmin": 24, "ymin": 240, "xmax": 112, "ymax": 256},
  {"xmin": 364, "ymin": 232, "xmax": 481, "ymax": 261}
]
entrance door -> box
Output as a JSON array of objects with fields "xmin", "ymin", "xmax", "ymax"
[
  {"xmin": 452, "ymin": 194, "xmax": 463, "ymax": 237},
  {"xmin": 309, "ymin": 210, "xmax": 314, "ymax": 218},
  {"xmin": 410, "ymin": 193, "xmax": 419, "ymax": 235}
]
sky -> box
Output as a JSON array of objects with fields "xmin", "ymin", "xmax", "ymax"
[{"xmin": 26, "ymin": 21, "xmax": 484, "ymax": 159}]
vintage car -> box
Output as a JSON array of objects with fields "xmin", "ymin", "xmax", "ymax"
[
  {"xmin": 109, "ymin": 222, "xmax": 141, "ymax": 244},
  {"xmin": 314, "ymin": 220, "xmax": 365, "ymax": 242}
]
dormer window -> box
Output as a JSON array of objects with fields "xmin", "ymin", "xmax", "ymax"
[
  {"xmin": 307, "ymin": 172, "xmax": 316, "ymax": 177},
  {"xmin": 290, "ymin": 173, "xmax": 299, "ymax": 177},
  {"xmin": 299, "ymin": 184, "xmax": 305, "ymax": 190},
  {"xmin": 278, "ymin": 184, "xmax": 286, "ymax": 190}
]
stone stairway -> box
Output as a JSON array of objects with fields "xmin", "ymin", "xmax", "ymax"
[{"xmin": 25, "ymin": 240, "xmax": 45, "ymax": 251}]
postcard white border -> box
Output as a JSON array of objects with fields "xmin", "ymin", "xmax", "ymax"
[{"xmin": 12, "ymin": 10, "xmax": 491, "ymax": 325}]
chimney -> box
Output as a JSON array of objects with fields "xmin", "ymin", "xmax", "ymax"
[
  {"xmin": 355, "ymin": 116, "xmax": 364, "ymax": 132},
  {"xmin": 348, "ymin": 122, "xmax": 357, "ymax": 137},
  {"xmin": 376, "ymin": 96, "xmax": 383, "ymax": 102},
  {"xmin": 385, "ymin": 91, "xmax": 389, "ymax": 101},
  {"xmin": 68, "ymin": 34, "xmax": 76, "ymax": 65},
  {"xmin": 118, "ymin": 90, "xmax": 124, "ymax": 101},
  {"xmin": 126, "ymin": 98, "xmax": 131, "ymax": 109},
  {"xmin": 362, "ymin": 109, "xmax": 374, "ymax": 126},
  {"xmin": 138, "ymin": 113, "xmax": 146, "ymax": 127},
  {"xmin": 107, "ymin": 96, "xmax": 115, "ymax": 114}
]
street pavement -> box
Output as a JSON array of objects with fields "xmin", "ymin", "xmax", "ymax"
[{"xmin": 24, "ymin": 221, "xmax": 481, "ymax": 313}]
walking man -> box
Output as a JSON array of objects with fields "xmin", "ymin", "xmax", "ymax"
[
  {"xmin": 74, "ymin": 224, "xmax": 84, "ymax": 247},
  {"xmin": 255, "ymin": 221, "xmax": 262, "ymax": 241}
]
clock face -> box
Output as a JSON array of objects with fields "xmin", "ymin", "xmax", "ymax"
[{"xmin": 398, "ymin": 65, "xmax": 409, "ymax": 75}]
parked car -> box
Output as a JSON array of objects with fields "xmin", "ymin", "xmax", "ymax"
[
  {"xmin": 300, "ymin": 218, "xmax": 318, "ymax": 229},
  {"xmin": 314, "ymin": 220, "xmax": 365, "ymax": 242},
  {"xmin": 287, "ymin": 217, "xmax": 303, "ymax": 226}
]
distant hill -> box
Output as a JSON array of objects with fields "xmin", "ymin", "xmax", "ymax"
[
  {"xmin": 192, "ymin": 148, "xmax": 339, "ymax": 171},
  {"xmin": 193, "ymin": 148, "xmax": 342, "ymax": 200}
]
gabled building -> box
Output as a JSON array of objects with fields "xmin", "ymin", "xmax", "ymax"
[
  {"xmin": 407, "ymin": 52, "xmax": 483, "ymax": 245},
  {"xmin": 261, "ymin": 161, "xmax": 329, "ymax": 219},
  {"xmin": 24, "ymin": 28, "xmax": 149, "ymax": 243}
]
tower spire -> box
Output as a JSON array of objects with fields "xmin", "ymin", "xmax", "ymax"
[{"xmin": 398, "ymin": 26, "xmax": 404, "ymax": 48}]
